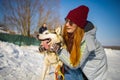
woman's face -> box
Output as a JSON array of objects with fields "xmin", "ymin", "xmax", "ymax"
[{"xmin": 65, "ymin": 19, "xmax": 77, "ymax": 33}]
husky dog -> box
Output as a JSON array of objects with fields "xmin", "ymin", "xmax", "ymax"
[{"xmin": 38, "ymin": 27, "xmax": 64, "ymax": 80}]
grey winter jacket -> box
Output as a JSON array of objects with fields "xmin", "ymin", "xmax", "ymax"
[{"xmin": 58, "ymin": 21, "xmax": 108, "ymax": 80}]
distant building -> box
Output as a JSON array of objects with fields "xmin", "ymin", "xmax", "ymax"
[{"xmin": 0, "ymin": 24, "xmax": 15, "ymax": 34}]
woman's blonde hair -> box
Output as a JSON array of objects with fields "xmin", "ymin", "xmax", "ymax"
[{"xmin": 63, "ymin": 25, "xmax": 84, "ymax": 67}]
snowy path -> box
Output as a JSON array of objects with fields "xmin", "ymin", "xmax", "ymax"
[
  {"xmin": 0, "ymin": 41, "xmax": 120, "ymax": 80},
  {"xmin": 105, "ymin": 49, "xmax": 120, "ymax": 80}
]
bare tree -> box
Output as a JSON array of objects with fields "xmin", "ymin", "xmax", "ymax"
[
  {"xmin": 0, "ymin": 0, "xmax": 61, "ymax": 36},
  {"xmin": 36, "ymin": 0, "xmax": 61, "ymax": 30}
]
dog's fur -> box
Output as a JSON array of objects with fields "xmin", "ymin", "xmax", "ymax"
[{"xmin": 38, "ymin": 27, "xmax": 64, "ymax": 80}]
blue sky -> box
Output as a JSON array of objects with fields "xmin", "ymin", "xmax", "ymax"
[{"xmin": 60, "ymin": 0, "xmax": 120, "ymax": 46}]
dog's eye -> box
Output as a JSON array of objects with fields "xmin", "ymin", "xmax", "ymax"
[
  {"xmin": 51, "ymin": 32, "xmax": 56, "ymax": 34},
  {"xmin": 45, "ymin": 32, "xmax": 49, "ymax": 34}
]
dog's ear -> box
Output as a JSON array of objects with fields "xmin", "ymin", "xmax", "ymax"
[{"xmin": 55, "ymin": 27, "xmax": 62, "ymax": 35}]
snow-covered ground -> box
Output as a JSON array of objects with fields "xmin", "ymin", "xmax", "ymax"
[{"xmin": 0, "ymin": 41, "xmax": 120, "ymax": 80}]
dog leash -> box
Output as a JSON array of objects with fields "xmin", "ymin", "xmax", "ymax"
[{"xmin": 55, "ymin": 65, "xmax": 64, "ymax": 80}]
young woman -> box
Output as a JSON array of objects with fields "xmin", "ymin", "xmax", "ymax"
[
  {"xmin": 52, "ymin": 5, "xmax": 108, "ymax": 80},
  {"xmin": 40, "ymin": 5, "xmax": 108, "ymax": 80}
]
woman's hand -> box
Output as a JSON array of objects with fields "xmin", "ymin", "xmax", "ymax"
[
  {"xmin": 39, "ymin": 45, "xmax": 46, "ymax": 52},
  {"xmin": 50, "ymin": 43, "xmax": 61, "ymax": 53}
]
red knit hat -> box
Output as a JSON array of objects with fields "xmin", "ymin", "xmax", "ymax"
[{"xmin": 66, "ymin": 5, "xmax": 89, "ymax": 29}]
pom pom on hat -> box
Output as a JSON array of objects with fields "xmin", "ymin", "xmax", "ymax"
[{"xmin": 66, "ymin": 5, "xmax": 89, "ymax": 29}]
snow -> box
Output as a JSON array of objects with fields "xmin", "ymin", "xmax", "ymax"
[
  {"xmin": 104, "ymin": 49, "xmax": 120, "ymax": 80},
  {"xmin": 0, "ymin": 41, "xmax": 44, "ymax": 80},
  {"xmin": 0, "ymin": 41, "xmax": 120, "ymax": 80}
]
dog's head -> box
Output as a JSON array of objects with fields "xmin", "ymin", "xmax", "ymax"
[{"xmin": 38, "ymin": 27, "xmax": 63, "ymax": 51}]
